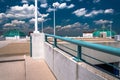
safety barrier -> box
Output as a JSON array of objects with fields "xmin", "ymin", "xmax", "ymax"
[{"xmin": 45, "ymin": 34, "xmax": 120, "ymax": 79}]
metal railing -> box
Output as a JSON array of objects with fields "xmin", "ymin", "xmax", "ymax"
[
  {"xmin": 45, "ymin": 34, "xmax": 120, "ymax": 79},
  {"xmin": 30, "ymin": 36, "xmax": 32, "ymax": 57}
]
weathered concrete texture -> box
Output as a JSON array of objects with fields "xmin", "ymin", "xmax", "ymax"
[
  {"xmin": 0, "ymin": 61, "xmax": 25, "ymax": 80},
  {"xmin": 44, "ymin": 43, "xmax": 54, "ymax": 72},
  {"xmin": 78, "ymin": 63, "xmax": 105, "ymax": 80},
  {"xmin": 0, "ymin": 42, "xmax": 30, "ymax": 56},
  {"xmin": 53, "ymin": 48, "xmax": 77, "ymax": 80},
  {"xmin": 26, "ymin": 57, "xmax": 56, "ymax": 80},
  {"xmin": 0, "ymin": 55, "xmax": 56, "ymax": 80},
  {"xmin": 78, "ymin": 62, "xmax": 119, "ymax": 80},
  {"xmin": 31, "ymin": 33, "xmax": 45, "ymax": 59},
  {"xmin": 44, "ymin": 42, "xmax": 119, "ymax": 80},
  {"xmin": 44, "ymin": 42, "xmax": 77, "ymax": 80}
]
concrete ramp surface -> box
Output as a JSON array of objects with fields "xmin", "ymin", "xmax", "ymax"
[
  {"xmin": 0, "ymin": 60, "xmax": 25, "ymax": 80},
  {"xmin": 0, "ymin": 56, "xmax": 56, "ymax": 80},
  {"xmin": 26, "ymin": 57, "xmax": 56, "ymax": 80}
]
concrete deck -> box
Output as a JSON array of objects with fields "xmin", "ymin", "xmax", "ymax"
[
  {"xmin": 0, "ymin": 40, "xmax": 56, "ymax": 80},
  {"xmin": 0, "ymin": 55, "xmax": 56, "ymax": 80},
  {"xmin": 26, "ymin": 56, "xmax": 56, "ymax": 80}
]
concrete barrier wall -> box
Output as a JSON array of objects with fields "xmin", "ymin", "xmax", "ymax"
[
  {"xmin": 31, "ymin": 33, "xmax": 118, "ymax": 80},
  {"xmin": 44, "ymin": 43, "xmax": 54, "ymax": 71},
  {"xmin": 44, "ymin": 43, "xmax": 77, "ymax": 80},
  {"xmin": 53, "ymin": 48, "xmax": 77, "ymax": 80},
  {"xmin": 44, "ymin": 42, "xmax": 117, "ymax": 80}
]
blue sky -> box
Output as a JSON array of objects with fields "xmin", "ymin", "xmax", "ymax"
[{"xmin": 0, "ymin": 0, "xmax": 120, "ymax": 36}]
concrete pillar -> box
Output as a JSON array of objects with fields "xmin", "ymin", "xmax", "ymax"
[{"xmin": 31, "ymin": 33, "xmax": 45, "ymax": 59}]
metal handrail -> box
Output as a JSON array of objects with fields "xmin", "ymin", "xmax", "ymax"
[
  {"xmin": 45, "ymin": 34, "xmax": 120, "ymax": 79},
  {"xmin": 45, "ymin": 34, "xmax": 120, "ymax": 57}
]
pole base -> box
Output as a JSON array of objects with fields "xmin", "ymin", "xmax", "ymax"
[
  {"xmin": 33, "ymin": 31, "xmax": 40, "ymax": 33},
  {"xmin": 73, "ymin": 57, "xmax": 82, "ymax": 62}
]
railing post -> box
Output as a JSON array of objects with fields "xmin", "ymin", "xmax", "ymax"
[
  {"xmin": 30, "ymin": 35, "xmax": 32, "ymax": 57},
  {"xmin": 54, "ymin": 38, "xmax": 57, "ymax": 47},
  {"xmin": 45, "ymin": 35, "xmax": 48, "ymax": 42},
  {"xmin": 73, "ymin": 45, "xmax": 82, "ymax": 62},
  {"xmin": 77, "ymin": 45, "xmax": 81, "ymax": 59}
]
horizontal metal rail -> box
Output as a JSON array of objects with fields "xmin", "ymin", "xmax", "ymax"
[
  {"xmin": 45, "ymin": 34, "xmax": 120, "ymax": 57},
  {"xmin": 45, "ymin": 34, "xmax": 120, "ymax": 79}
]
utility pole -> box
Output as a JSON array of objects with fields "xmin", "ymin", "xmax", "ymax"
[
  {"xmin": 53, "ymin": 6, "xmax": 56, "ymax": 35},
  {"xmin": 52, "ymin": 2, "xmax": 59, "ymax": 35},
  {"xmin": 34, "ymin": 0, "xmax": 39, "ymax": 33}
]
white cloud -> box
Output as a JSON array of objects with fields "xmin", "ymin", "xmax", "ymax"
[
  {"xmin": 59, "ymin": 3, "xmax": 67, "ymax": 9},
  {"xmin": 72, "ymin": 22, "xmax": 81, "ymax": 28},
  {"xmin": 41, "ymin": 13, "xmax": 49, "ymax": 18},
  {"xmin": 38, "ymin": 18, "xmax": 44, "ymax": 22},
  {"xmin": 12, "ymin": 20, "xmax": 25, "ymax": 25},
  {"xmin": 0, "ymin": 13, "xmax": 6, "ymax": 19},
  {"xmin": 4, "ymin": 23, "xmax": 15, "ymax": 27},
  {"xmin": 73, "ymin": 8, "xmax": 87, "ymax": 17},
  {"xmin": 58, "ymin": 22, "xmax": 81, "ymax": 30},
  {"xmin": 52, "ymin": 2, "xmax": 60, "ymax": 8},
  {"xmin": 40, "ymin": 3, "xmax": 48, "ymax": 8},
  {"xmin": 5, "ymin": 4, "xmax": 43, "ymax": 19},
  {"xmin": 6, "ymin": 14, "xmax": 14, "ymax": 18},
  {"xmin": 93, "ymin": 0, "xmax": 101, "ymax": 3},
  {"xmin": 94, "ymin": 19, "xmax": 113, "ymax": 25},
  {"xmin": 21, "ymin": 0, "xmax": 47, "ymax": 4},
  {"xmin": 29, "ymin": 18, "xmax": 35, "ymax": 23},
  {"xmin": 67, "ymin": 4, "xmax": 75, "ymax": 9},
  {"xmin": 29, "ymin": 16, "xmax": 49, "ymax": 24},
  {"xmin": 73, "ymin": 8, "xmax": 114, "ymax": 17},
  {"xmin": 46, "ymin": 7, "xmax": 55, "ymax": 12},
  {"xmin": 44, "ymin": 22, "xmax": 89, "ymax": 36},
  {"xmin": 85, "ymin": 10, "xmax": 103, "ymax": 17},
  {"xmin": 21, "ymin": 0, "xmax": 28, "ymax": 4},
  {"xmin": 51, "ymin": 2, "xmax": 74, "ymax": 10},
  {"xmin": 56, "ymin": 22, "xmax": 90, "ymax": 34},
  {"xmin": 4, "ymin": 20, "xmax": 25, "ymax": 27},
  {"xmin": 104, "ymin": 9, "xmax": 114, "ymax": 14},
  {"xmin": 61, "ymin": 25, "xmax": 71, "ymax": 30}
]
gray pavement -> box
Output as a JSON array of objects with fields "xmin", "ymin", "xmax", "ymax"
[
  {"xmin": 0, "ymin": 55, "xmax": 56, "ymax": 80},
  {"xmin": 26, "ymin": 56, "xmax": 56, "ymax": 80}
]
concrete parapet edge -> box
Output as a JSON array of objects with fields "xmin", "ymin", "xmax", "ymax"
[{"xmin": 44, "ymin": 42, "xmax": 118, "ymax": 80}]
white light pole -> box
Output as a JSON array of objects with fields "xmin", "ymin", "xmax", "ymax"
[
  {"xmin": 52, "ymin": 2, "xmax": 59, "ymax": 35},
  {"xmin": 34, "ymin": 0, "xmax": 39, "ymax": 33},
  {"xmin": 53, "ymin": 6, "xmax": 56, "ymax": 35}
]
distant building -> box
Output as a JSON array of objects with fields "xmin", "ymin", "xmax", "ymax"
[
  {"xmin": 3, "ymin": 29, "xmax": 26, "ymax": 40},
  {"xmin": 93, "ymin": 30, "xmax": 116, "ymax": 38},
  {"xmin": 114, "ymin": 35, "xmax": 120, "ymax": 41},
  {"xmin": 83, "ymin": 30, "xmax": 94, "ymax": 38}
]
